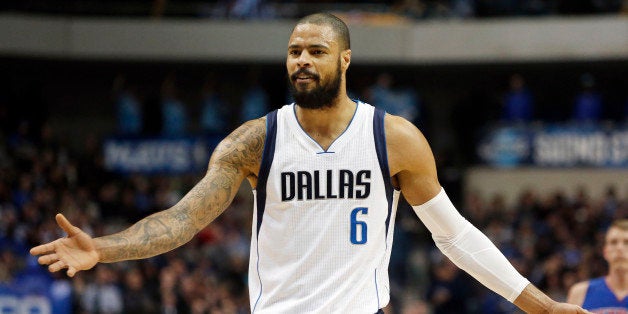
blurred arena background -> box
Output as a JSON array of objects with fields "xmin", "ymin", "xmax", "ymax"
[{"xmin": 0, "ymin": 1, "xmax": 627, "ymax": 313}]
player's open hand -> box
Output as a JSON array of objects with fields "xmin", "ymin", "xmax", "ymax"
[
  {"xmin": 29, "ymin": 213, "xmax": 99, "ymax": 277},
  {"xmin": 549, "ymin": 302, "xmax": 593, "ymax": 314}
]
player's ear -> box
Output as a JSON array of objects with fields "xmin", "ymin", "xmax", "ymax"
[{"xmin": 341, "ymin": 49, "xmax": 351, "ymax": 71}]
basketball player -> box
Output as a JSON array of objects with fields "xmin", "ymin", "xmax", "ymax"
[
  {"xmin": 31, "ymin": 13, "xmax": 590, "ymax": 313},
  {"xmin": 567, "ymin": 219, "xmax": 628, "ymax": 312}
]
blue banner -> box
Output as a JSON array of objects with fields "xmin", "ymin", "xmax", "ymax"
[
  {"xmin": 103, "ymin": 136, "xmax": 221, "ymax": 174},
  {"xmin": 479, "ymin": 123, "xmax": 628, "ymax": 168},
  {"xmin": 0, "ymin": 265, "xmax": 72, "ymax": 314}
]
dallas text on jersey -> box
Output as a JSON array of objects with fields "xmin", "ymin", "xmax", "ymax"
[{"xmin": 281, "ymin": 170, "xmax": 371, "ymax": 201}]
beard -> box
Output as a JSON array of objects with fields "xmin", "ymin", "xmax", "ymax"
[{"xmin": 288, "ymin": 60, "xmax": 342, "ymax": 109}]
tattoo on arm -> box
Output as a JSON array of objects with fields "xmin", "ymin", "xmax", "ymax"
[{"xmin": 96, "ymin": 118, "xmax": 266, "ymax": 263}]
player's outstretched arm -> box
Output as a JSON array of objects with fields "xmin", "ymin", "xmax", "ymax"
[
  {"xmin": 385, "ymin": 114, "xmax": 591, "ymax": 314},
  {"xmin": 515, "ymin": 284, "xmax": 592, "ymax": 313},
  {"xmin": 30, "ymin": 117, "xmax": 266, "ymax": 276}
]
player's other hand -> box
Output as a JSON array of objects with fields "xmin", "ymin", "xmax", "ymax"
[
  {"xmin": 549, "ymin": 302, "xmax": 593, "ymax": 314},
  {"xmin": 30, "ymin": 213, "xmax": 99, "ymax": 277}
]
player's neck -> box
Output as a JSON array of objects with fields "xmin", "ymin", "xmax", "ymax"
[
  {"xmin": 295, "ymin": 95, "xmax": 356, "ymax": 148},
  {"xmin": 606, "ymin": 268, "xmax": 628, "ymax": 297}
]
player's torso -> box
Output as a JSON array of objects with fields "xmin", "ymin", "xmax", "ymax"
[
  {"xmin": 249, "ymin": 102, "xmax": 399, "ymax": 314},
  {"xmin": 583, "ymin": 277, "xmax": 628, "ymax": 314}
]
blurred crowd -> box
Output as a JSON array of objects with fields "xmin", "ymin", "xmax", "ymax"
[
  {"xmin": 107, "ymin": 69, "xmax": 628, "ymax": 176},
  {"xmin": 112, "ymin": 71, "xmax": 270, "ymax": 138},
  {"xmin": 0, "ymin": 95, "xmax": 626, "ymax": 313},
  {"xmin": 0, "ymin": 118, "xmax": 254, "ymax": 313},
  {"xmin": 112, "ymin": 70, "xmax": 628, "ymax": 139},
  {"xmin": 2, "ymin": 0, "xmax": 628, "ymax": 20}
]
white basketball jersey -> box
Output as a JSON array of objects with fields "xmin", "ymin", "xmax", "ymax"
[{"xmin": 249, "ymin": 101, "xmax": 401, "ymax": 314}]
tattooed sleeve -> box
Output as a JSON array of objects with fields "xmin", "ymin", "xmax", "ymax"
[{"xmin": 95, "ymin": 117, "xmax": 266, "ymax": 263}]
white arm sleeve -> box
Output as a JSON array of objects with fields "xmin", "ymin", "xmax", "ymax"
[{"xmin": 412, "ymin": 188, "xmax": 529, "ymax": 302}]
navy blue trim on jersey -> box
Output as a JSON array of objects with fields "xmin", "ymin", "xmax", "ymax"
[
  {"xmin": 252, "ymin": 110, "xmax": 277, "ymax": 313},
  {"xmin": 256, "ymin": 110, "xmax": 278, "ymax": 237},
  {"xmin": 373, "ymin": 108, "xmax": 394, "ymax": 238}
]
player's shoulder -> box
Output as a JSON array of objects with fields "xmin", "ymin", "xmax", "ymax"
[
  {"xmin": 230, "ymin": 116, "xmax": 267, "ymax": 142},
  {"xmin": 243, "ymin": 115, "xmax": 267, "ymax": 129},
  {"xmin": 382, "ymin": 113, "xmax": 435, "ymax": 176},
  {"xmin": 383, "ymin": 113, "xmax": 427, "ymax": 148},
  {"xmin": 566, "ymin": 280, "xmax": 590, "ymax": 306},
  {"xmin": 214, "ymin": 116, "xmax": 267, "ymax": 164},
  {"xmin": 569, "ymin": 280, "xmax": 590, "ymax": 293}
]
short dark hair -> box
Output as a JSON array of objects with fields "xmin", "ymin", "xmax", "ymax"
[{"xmin": 295, "ymin": 13, "xmax": 351, "ymax": 50}]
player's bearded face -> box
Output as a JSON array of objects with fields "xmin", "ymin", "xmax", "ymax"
[{"xmin": 289, "ymin": 58, "xmax": 342, "ymax": 109}]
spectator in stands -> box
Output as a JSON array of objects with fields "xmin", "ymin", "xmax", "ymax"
[
  {"xmin": 426, "ymin": 255, "xmax": 474, "ymax": 313},
  {"xmin": 566, "ymin": 219, "xmax": 628, "ymax": 312},
  {"xmin": 451, "ymin": 0, "xmax": 475, "ymax": 18},
  {"xmin": 391, "ymin": 0, "xmax": 427, "ymax": 19},
  {"xmin": 0, "ymin": 249, "xmax": 20, "ymax": 285},
  {"xmin": 228, "ymin": 0, "xmax": 277, "ymax": 20},
  {"xmin": 200, "ymin": 74, "xmax": 230, "ymax": 135},
  {"xmin": 572, "ymin": 73, "xmax": 603, "ymax": 123},
  {"xmin": 160, "ymin": 74, "xmax": 188, "ymax": 137},
  {"xmin": 366, "ymin": 72, "xmax": 421, "ymax": 123},
  {"xmin": 239, "ymin": 69, "xmax": 270, "ymax": 124},
  {"xmin": 112, "ymin": 75, "xmax": 143, "ymax": 136},
  {"xmin": 79, "ymin": 265, "xmax": 123, "ymax": 314},
  {"xmin": 502, "ymin": 73, "xmax": 534, "ymax": 124},
  {"xmin": 122, "ymin": 266, "xmax": 158, "ymax": 313}
]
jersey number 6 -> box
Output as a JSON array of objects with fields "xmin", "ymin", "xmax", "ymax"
[{"xmin": 350, "ymin": 207, "xmax": 368, "ymax": 244}]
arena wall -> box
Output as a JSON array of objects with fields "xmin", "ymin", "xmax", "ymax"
[
  {"xmin": 1, "ymin": 13, "xmax": 627, "ymax": 63},
  {"xmin": 464, "ymin": 166, "xmax": 628, "ymax": 207}
]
